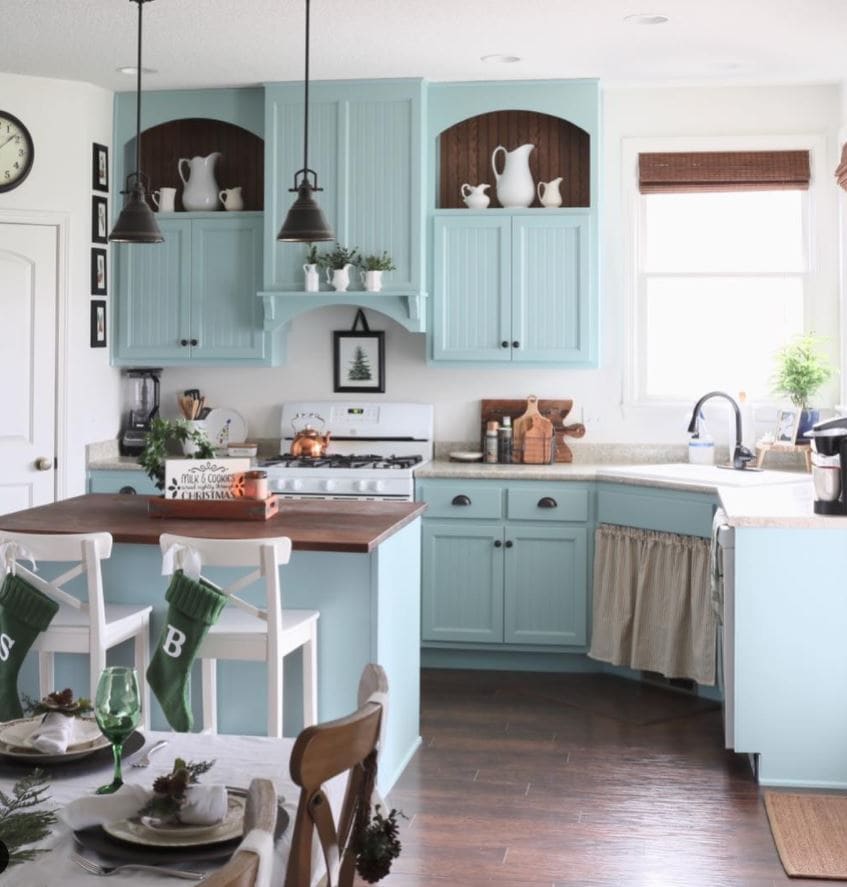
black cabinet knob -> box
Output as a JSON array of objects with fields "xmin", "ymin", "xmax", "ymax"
[
  {"xmin": 118, "ymin": 486, "xmax": 137, "ymax": 495},
  {"xmin": 180, "ymin": 339, "xmax": 189, "ymax": 347},
  {"xmin": 451, "ymin": 494, "xmax": 472, "ymax": 506},
  {"xmin": 501, "ymin": 341, "xmax": 509, "ymax": 349},
  {"xmin": 505, "ymin": 540, "xmax": 514, "ymax": 548},
  {"xmin": 494, "ymin": 539, "xmax": 503, "ymax": 548},
  {"xmin": 190, "ymin": 338, "xmax": 199, "ymax": 347},
  {"xmin": 538, "ymin": 497, "xmax": 558, "ymax": 509},
  {"xmin": 512, "ymin": 340, "xmax": 520, "ymax": 349}
]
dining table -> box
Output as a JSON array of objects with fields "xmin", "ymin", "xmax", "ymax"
[{"xmin": 0, "ymin": 729, "xmax": 341, "ymax": 886}]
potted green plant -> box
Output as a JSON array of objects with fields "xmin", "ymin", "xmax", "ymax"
[
  {"xmin": 773, "ymin": 333, "xmax": 835, "ymax": 441},
  {"xmin": 304, "ymin": 243, "xmax": 320, "ymax": 292},
  {"xmin": 139, "ymin": 418, "xmax": 215, "ymax": 492},
  {"xmin": 319, "ymin": 243, "xmax": 359, "ymax": 292},
  {"xmin": 356, "ymin": 252, "xmax": 396, "ymax": 293}
]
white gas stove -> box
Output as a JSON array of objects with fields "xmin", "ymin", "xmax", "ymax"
[{"xmin": 260, "ymin": 401, "xmax": 434, "ymax": 501}]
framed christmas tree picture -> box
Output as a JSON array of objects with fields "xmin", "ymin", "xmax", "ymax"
[{"xmin": 333, "ymin": 310, "xmax": 385, "ymax": 393}]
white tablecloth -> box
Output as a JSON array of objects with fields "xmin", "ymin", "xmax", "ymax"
[{"xmin": 1, "ymin": 730, "xmax": 341, "ymax": 886}]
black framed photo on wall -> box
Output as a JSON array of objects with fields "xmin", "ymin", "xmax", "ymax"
[
  {"xmin": 92, "ymin": 142, "xmax": 109, "ymax": 193},
  {"xmin": 90, "ymin": 300, "xmax": 107, "ymax": 348},
  {"xmin": 90, "ymin": 248, "xmax": 107, "ymax": 296},
  {"xmin": 333, "ymin": 309, "xmax": 385, "ymax": 393},
  {"xmin": 92, "ymin": 195, "xmax": 108, "ymax": 244}
]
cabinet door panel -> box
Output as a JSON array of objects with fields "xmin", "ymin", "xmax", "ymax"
[
  {"xmin": 504, "ymin": 526, "xmax": 587, "ymax": 646},
  {"xmin": 512, "ymin": 215, "xmax": 590, "ymax": 362},
  {"xmin": 191, "ymin": 217, "xmax": 265, "ymax": 360},
  {"xmin": 433, "ymin": 216, "xmax": 511, "ymax": 361},
  {"xmin": 422, "ymin": 521, "xmax": 504, "ymax": 643},
  {"xmin": 114, "ymin": 220, "xmax": 191, "ymax": 362}
]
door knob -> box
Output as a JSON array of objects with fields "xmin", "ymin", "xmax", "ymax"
[{"xmin": 35, "ymin": 457, "xmax": 53, "ymax": 471}]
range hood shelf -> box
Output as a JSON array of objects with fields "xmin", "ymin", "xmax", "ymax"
[{"xmin": 259, "ymin": 291, "xmax": 427, "ymax": 333}]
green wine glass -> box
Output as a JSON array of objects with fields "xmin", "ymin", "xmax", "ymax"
[{"xmin": 94, "ymin": 666, "xmax": 141, "ymax": 795}]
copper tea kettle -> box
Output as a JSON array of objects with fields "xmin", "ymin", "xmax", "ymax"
[{"xmin": 290, "ymin": 413, "xmax": 332, "ymax": 458}]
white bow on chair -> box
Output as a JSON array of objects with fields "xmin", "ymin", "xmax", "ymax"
[
  {"xmin": 0, "ymin": 542, "xmax": 38, "ymax": 577},
  {"xmin": 161, "ymin": 543, "xmax": 203, "ymax": 581}
]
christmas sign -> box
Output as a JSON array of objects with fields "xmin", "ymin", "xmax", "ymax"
[{"xmin": 164, "ymin": 458, "xmax": 250, "ymax": 500}]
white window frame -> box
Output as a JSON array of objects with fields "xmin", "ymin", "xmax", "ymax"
[{"xmin": 622, "ymin": 134, "xmax": 831, "ymax": 408}]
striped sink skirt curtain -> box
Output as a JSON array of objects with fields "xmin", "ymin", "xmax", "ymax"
[{"xmin": 588, "ymin": 524, "xmax": 716, "ymax": 686}]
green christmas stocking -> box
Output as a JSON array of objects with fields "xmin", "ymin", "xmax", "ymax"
[
  {"xmin": 147, "ymin": 571, "xmax": 227, "ymax": 732},
  {"xmin": 0, "ymin": 572, "xmax": 59, "ymax": 722}
]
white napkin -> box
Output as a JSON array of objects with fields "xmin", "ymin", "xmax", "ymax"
[
  {"xmin": 237, "ymin": 828, "xmax": 273, "ymax": 887},
  {"xmin": 29, "ymin": 713, "xmax": 80, "ymax": 755},
  {"xmin": 60, "ymin": 783, "xmax": 228, "ymax": 830}
]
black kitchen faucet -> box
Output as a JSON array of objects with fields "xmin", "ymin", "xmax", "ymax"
[{"xmin": 687, "ymin": 391, "xmax": 755, "ymax": 470}]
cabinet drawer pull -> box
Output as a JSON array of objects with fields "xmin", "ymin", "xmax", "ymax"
[
  {"xmin": 180, "ymin": 338, "xmax": 189, "ymax": 347},
  {"xmin": 190, "ymin": 338, "xmax": 199, "ymax": 347},
  {"xmin": 512, "ymin": 340, "xmax": 520, "ymax": 349},
  {"xmin": 505, "ymin": 540, "xmax": 514, "ymax": 548},
  {"xmin": 451, "ymin": 494, "xmax": 472, "ymax": 506},
  {"xmin": 118, "ymin": 486, "xmax": 137, "ymax": 495},
  {"xmin": 494, "ymin": 539, "xmax": 502, "ymax": 548},
  {"xmin": 501, "ymin": 341, "xmax": 509, "ymax": 349},
  {"xmin": 538, "ymin": 497, "xmax": 558, "ymax": 509}
]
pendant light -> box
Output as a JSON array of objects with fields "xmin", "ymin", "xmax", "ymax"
[
  {"xmin": 109, "ymin": 0, "xmax": 163, "ymax": 244},
  {"xmin": 277, "ymin": 0, "xmax": 334, "ymax": 242}
]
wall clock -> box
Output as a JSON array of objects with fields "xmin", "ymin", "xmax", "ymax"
[{"xmin": 0, "ymin": 111, "xmax": 34, "ymax": 193}]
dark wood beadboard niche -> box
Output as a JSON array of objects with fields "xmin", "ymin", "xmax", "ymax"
[
  {"xmin": 124, "ymin": 118, "xmax": 264, "ymax": 212},
  {"xmin": 438, "ymin": 110, "xmax": 590, "ymax": 209}
]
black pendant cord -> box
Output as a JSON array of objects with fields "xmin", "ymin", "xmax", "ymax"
[
  {"xmin": 302, "ymin": 0, "xmax": 310, "ymax": 180},
  {"xmin": 134, "ymin": 0, "xmax": 143, "ymax": 178}
]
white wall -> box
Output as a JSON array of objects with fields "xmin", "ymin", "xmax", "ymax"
[
  {"xmin": 0, "ymin": 72, "xmax": 118, "ymax": 495},
  {"xmin": 160, "ymin": 82, "xmax": 842, "ymax": 449}
]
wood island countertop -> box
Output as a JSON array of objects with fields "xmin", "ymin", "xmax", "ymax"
[{"xmin": 0, "ymin": 494, "xmax": 427, "ymax": 553}]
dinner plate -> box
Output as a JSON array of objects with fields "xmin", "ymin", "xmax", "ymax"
[
  {"xmin": 0, "ymin": 715, "xmax": 103, "ymax": 750},
  {"xmin": 0, "ymin": 728, "xmax": 142, "ymax": 767},
  {"xmin": 203, "ymin": 408, "xmax": 248, "ymax": 450},
  {"xmin": 104, "ymin": 791, "xmax": 246, "ymax": 848},
  {"xmin": 449, "ymin": 451, "xmax": 483, "ymax": 462}
]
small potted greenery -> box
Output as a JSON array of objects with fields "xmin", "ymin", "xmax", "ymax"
[
  {"xmin": 303, "ymin": 244, "xmax": 320, "ymax": 292},
  {"xmin": 139, "ymin": 417, "xmax": 215, "ymax": 492},
  {"xmin": 773, "ymin": 333, "xmax": 835, "ymax": 441},
  {"xmin": 356, "ymin": 252, "xmax": 396, "ymax": 293},
  {"xmin": 319, "ymin": 243, "xmax": 359, "ymax": 292}
]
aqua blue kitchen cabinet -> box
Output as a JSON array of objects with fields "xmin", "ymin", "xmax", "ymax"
[
  {"xmin": 432, "ymin": 211, "xmax": 592, "ymax": 363},
  {"xmin": 261, "ymin": 80, "xmax": 426, "ymax": 333},
  {"xmin": 113, "ymin": 213, "xmax": 267, "ymax": 366},
  {"xmin": 88, "ymin": 470, "xmax": 158, "ymax": 496},
  {"xmin": 418, "ymin": 479, "xmax": 590, "ymax": 648}
]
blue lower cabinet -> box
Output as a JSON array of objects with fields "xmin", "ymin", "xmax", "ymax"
[
  {"xmin": 418, "ymin": 479, "xmax": 591, "ymax": 649},
  {"xmin": 88, "ymin": 470, "xmax": 158, "ymax": 495}
]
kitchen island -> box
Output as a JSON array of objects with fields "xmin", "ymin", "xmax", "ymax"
[{"xmin": 0, "ymin": 494, "xmax": 425, "ymax": 794}]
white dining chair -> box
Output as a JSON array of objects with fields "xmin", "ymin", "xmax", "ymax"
[
  {"xmin": 159, "ymin": 533, "xmax": 319, "ymax": 737},
  {"xmin": 0, "ymin": 530, "xmax": 152, "ymax": 727}
]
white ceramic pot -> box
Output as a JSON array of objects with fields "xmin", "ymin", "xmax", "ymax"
[
  {"xmin": 326, "ymin": 264, "xmax": 352, "ymax": 292},
  {"xmin": 361, "ymin": 269, "xmax": 383, "ymax": 292},
  {"xmin": 303, "ymin": 263, "xmax": 320, "ymax": 292},
  {"xmin": 181, "ymin": 420, "xmax": 207, "ymax": 455}
]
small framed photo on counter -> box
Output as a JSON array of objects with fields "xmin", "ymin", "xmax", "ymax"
[
  {"xmin": 90, "ymin": 299, "xmax": 107, "ymax": 348},
  {"xmin": 775, "ymin": 408, "xmax": 799, "ymax": 444},
  {"xmin": 91, "ymin": 247, "xmax": 107, "ymax": 295}
]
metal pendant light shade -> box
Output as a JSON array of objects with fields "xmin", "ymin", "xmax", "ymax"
[
  {"xmin": 110, "ymin": 0, "xmax": 163, "ymax": 244},
  {"xmin": 277, "ymin": 0, "xmax": 334, "ymax": 243}
]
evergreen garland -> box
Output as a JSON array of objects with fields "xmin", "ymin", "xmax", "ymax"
[{"xmin": 0, "ymin": 770, "xmax": 57, "ymax": 865}]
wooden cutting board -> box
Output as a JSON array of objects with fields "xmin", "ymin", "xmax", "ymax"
[{"xmin": 480, "ymin": 398, "xmax": 586, "ymax": 463}]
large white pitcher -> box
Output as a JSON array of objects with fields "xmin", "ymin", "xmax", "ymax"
[
  {"xmin": 491, "ymin": 144, "xmax": 535, "ymax": 208},
  {"xmin": 178, "ymin": 152, "xmax": 222, "ymax": 211}
]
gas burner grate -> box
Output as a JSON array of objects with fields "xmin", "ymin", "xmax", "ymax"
[{"xmin": 262, "ymin": 454, "xmax": 424, "ymax": 470}]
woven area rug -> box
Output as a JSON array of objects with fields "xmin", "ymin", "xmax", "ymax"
[{"xmin": 765, "ymin": 790, "xmax": 847, "ymax": 879}]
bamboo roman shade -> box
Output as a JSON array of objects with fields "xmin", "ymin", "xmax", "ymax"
[{"xmin": 638, "ymin": 150, "xmax": 811, "ymax": 194}]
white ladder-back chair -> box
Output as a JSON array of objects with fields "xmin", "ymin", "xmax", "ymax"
[
  {"xmin": 0, "ymin": 531, "xmax": 152, "ymax": 727},
  {"xmin": 159, "ymin": 533, "xmax": 319, "ymax": 737}
]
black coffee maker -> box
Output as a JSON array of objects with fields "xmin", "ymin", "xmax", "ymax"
[
  {"xmin": 805, "ymin": 416, "xmax": 847, "ymax": 515},
  {"xmin": 119, "ymin": 369, "xmax": 161, "ymax": 456}
]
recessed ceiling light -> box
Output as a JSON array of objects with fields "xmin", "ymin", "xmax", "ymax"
[
  {"xmin": 481, "ymin": 54, "xmax": 522, "ymax": 64},
  {"xmin": 117, "ymin": 66, "xmax": 158, "ymax": 75},
  {"xmin": 623, "ymin": 13, "xmax": 669, "ymax": 25}
]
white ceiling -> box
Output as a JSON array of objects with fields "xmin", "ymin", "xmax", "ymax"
[{"xmin": 4, "ymin": 0, "xmax": 847, "ymax": 93}]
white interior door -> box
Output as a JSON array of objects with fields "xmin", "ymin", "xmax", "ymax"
[{"xmin": 0, "ymin": 222, "xmax": 58, "ymax": 514}]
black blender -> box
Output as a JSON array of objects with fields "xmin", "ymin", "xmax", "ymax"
[
  {"xmin": 805, "ymin": 416, "xmax": 847, "ymax": 515},
  {"xmin": 119, "ymin": 369, "xmax": 161, "ymax": 456}
]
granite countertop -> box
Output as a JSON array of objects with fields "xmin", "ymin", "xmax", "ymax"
[{"xmin": 716, "ymin": 484, "xmax": 847, "ymax": 529}]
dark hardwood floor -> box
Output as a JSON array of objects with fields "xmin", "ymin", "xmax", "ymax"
[{"xmin": 379, "ymin": 669, "xmax": 826, "ymax": 887}]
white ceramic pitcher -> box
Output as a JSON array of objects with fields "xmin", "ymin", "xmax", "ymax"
[
  {"xmin": 219, "ymin": 186, "xmax": 243, "ymax": 211},
  {"xmin": 326, "ymin": 263, "xmax": 353, "ymax": 292},
  {"xmin": 537, "ymin": 177, "xmax": 563, "ymax": 208},
  {"xmin": 178, "ymin": 152, "xmax": 222, "ymax": 211},
  {"xmin": 151, "ymin": 186, "xmax": 176, "ymax": 213},
  {"xmin": 491, "ymin": 144, "xmax": 535, "ymax": 208},
  {"xmin": 303, "ymin": 263, "xmax": 320, "ymax": 292},
  {"xmin": 460, "ymin": 183, "xmax": 491, "ymax": 209}
]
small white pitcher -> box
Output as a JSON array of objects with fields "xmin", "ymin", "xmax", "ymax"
[
  {"xmin": 460, "ymin": 183, "xmax": 491, "ymax": 209},
  {"xmin": 360, "ymin": 269, "xmax": 384, "ymax": 292},
  {"xmin": 326, "ymin": 264, "xmax": 353, "ymax": 292},
  {"xmin": 219, "ymin": 186, "xmax": 244, "ymax": 211},
  {"xmin": 537, "ymin": 177, "xmax": 563, "ymax": 208},
  {"xmin": 151, "ymin": 187, "xmax": 176, "ymax": 213},
  {"xmin": 303, "ymin": 263, "xmax": 320, "ymax": 292}
]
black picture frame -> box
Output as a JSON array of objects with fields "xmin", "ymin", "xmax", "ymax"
[
  {"xmin": 333, "ymin": 329, "xmax": 385, "ymax": 393},
  {"xmin": 90, "ymin": 300, "xmax": 107, "ymax": 348},
  {"xmin": 92, "ymin": 142, "xmax": 109, "ymax": 193},
  {"xmin": 90, "ymin": 247, "xmax": 107, "ymax": 295},
  {"xmin": 92, "ymin": 195, "xmax": 108, "ymax": 244}
]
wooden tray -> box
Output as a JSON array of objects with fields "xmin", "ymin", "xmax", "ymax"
[
  {"xmin": 480, "ymin": 399, "xmax": 586, "ymax": 463},
  {"xmin": 148, "ymin": 495, "xmax": 279, "ymax": 521}
]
